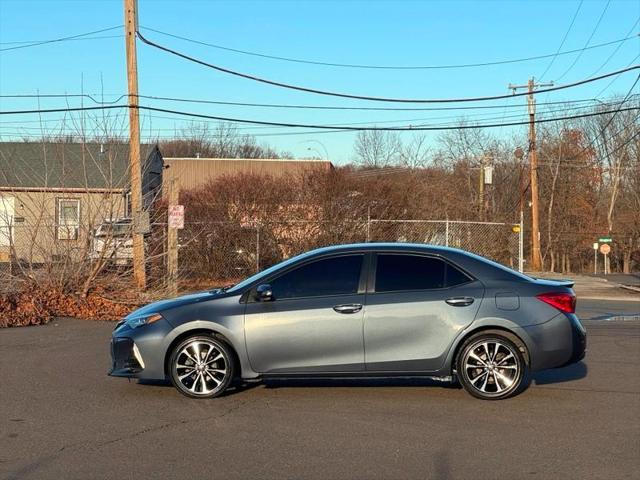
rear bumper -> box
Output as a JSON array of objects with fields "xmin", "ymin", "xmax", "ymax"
[
  {"xmin": 562, "ymin": 315, "xmax": 587, "ymax": 366},
  {"xmin": 524, "ymin": 313, "xmax": 586, "ymax": 371}
]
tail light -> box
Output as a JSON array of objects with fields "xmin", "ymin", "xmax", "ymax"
[{"xmin": 536, "ymin": 292, "xmax": 576, "ymax": 314}]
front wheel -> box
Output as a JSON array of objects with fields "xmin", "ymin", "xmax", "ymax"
[
  {"xmin": 169, "ymin": 335, "xmax": 235, "ymax": 398},
  {"xmin": 456, "ymin": 333, "xmax": 528, "ymax": 400}
]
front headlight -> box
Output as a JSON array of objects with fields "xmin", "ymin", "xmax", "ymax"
[{"xmin": 125, "ymin": 313, "xmax": 163, "ymax": 329}]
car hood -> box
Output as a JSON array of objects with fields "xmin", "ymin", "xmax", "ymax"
[{"xmin": 125, "ymin": 290, "xmax": 222, "ymax": 319}]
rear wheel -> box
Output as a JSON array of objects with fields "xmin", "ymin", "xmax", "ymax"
[
  {"xmin": 457, "ymin": 333, "xmax": 528, "ymax": 400},
  {"xmin": 169, "ymin": 335, "xmax": 234, "ymax": 398}
]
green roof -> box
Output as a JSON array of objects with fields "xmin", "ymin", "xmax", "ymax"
[{"xmin": 0, "ymin": 142, "xmax": 156, "ymax": 190}]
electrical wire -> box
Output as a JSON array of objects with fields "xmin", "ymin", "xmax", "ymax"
[
  {"xmin": 595, "ymin": 53, "xmax": 640, "ymax": 98},
  {"xmin": 139, "ymin": 25, "xmax": 637, "ymax": 71},
  {"xmin": 1, "ymin": 104, "xmax": 637, "ymax": 132},
  {"xmin": 136, "ymin": 30, "xmax": 640, "ymax": 104},
  {"xmin": 0, "ymin": 94, "xmax": 128, "ymax": 105},
  {"xmin": 554, "ymin": 0, "xmax": 611, "ymax": 82},
  {"xmin": 538, "ymin": 0, "xmax": 584, "ymax": 81},
  {"xmin": 2, "ymin": 101, "xmax": 617, "ymax": 133},
  {"xmin": 0, "ymin": 26, "xmax": 123, "ymax": 52},
  {"xmin": 0, "ymin": 92, "xmax": 608, "ymax": 112},
  {"xmin": 139, "ymin": 105, "xmax": 640, "ymax": 131},
  {"xmin": 589, "ymin": 18, "xmax": 640, "ymax": 77}
]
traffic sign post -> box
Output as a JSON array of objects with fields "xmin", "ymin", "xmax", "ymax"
[
  {"xmin": 167, "ymin": 178, "xmax": 183, "ymax": 296},
  {"xmin": 168, "ymin": 205, "xmax": 185, "ymax": 230},
  {"xmin": 599, "ymin": 243, "xmax": 611, "ymax": 275},
  {"xmin": 593, "ymin": 242, "xmax": 599, "ymax": 275}
]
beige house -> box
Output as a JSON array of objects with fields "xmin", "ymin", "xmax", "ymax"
[
  {"xmin": 162, "ymin": 157, "xmax": 333, "ymax": 194},
  {"xmin": 0, "ymin": 142, "xmax": 163, "ymax": 264}
]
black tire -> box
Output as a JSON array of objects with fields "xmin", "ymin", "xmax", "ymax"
[
  {"xmin": 456, "ymin": 331, "xmax": 529, "ymax": 400},
  {"xmin": 169, "ymin": 335, "xmax": 235, "ymax": 399}
]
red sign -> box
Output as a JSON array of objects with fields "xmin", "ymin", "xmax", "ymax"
[
  {"xmin": 168, "ymin": 205, "xmax": 184, "ymax": 229},
  {"xmin": 599, "ymin": 243, "xmax": 611, "ymax": 255}
]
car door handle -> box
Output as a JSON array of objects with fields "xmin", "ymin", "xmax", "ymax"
[
  {"xmin": 333, "ymin": 304, "xmax": 363, "ymax": 314},
  {"xmin": 445, "ymin": 297, "xmax": 474, "ymax": 307}
]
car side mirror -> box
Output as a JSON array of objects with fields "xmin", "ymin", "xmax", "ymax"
[{"xmin": 256, "ymin": 284, "xmax": 273, "ymax": 302}]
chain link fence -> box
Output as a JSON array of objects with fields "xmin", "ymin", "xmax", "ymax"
[
  {"xmin": 0, "ymin": 218, "xmax": 522, "ymax": 294},
  {"xmin": 171, "ymin": 219, "xmax": 523, "ymax": 291}
]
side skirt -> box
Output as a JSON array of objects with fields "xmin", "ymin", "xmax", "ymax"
[{"xmin": 257, "ymin": 372, "xmax": 455, "ymax": 382}]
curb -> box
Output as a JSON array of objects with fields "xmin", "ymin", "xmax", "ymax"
[{"xmin": 578, "ymin": 296, "xmax": 640, "ymax": 303}]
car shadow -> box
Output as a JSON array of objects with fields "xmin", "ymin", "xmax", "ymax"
[
  {"xmin": 532, "ymin": 361, "xmax": 588, "ymax": 385},
  {"xmin": 136, "ymin": 363, "xmax": 588, "ymax": 393}
]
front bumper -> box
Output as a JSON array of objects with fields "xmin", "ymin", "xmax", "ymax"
[
  {"xmin": 109, "ymin": 337, "xmax": 144, "ymax": 376},
  {"xmin": 108, "ymin": 317, "xmax": 173, "ymax": 380}
]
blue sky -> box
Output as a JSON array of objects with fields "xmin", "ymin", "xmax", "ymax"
[{"xmin": 0, "ymin": 0, "xmax": 638, "ymax": 163}]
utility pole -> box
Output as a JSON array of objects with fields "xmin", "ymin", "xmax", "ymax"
[
  {"xmin": 478, "ymin": 156, "xmax": 485, "ymax": 221},
  {"xmin": 167, "ymin": 179, "xmax": 179, "ymax": 296},
  {"xmin": 508, "ymin": 78, "xmax": 553, "ymax": 271},
  {"xmin": 124, "ymin": 0, "xmax": 146, "ymax": 289}
]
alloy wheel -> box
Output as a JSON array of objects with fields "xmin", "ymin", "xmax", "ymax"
[
  {"xmin": 462, "ymin": 339, "xmax": 521, "ymax": 397},
  {"xmin": 173, "ymin": 339, "xmax": 229, "ymax": 396}
]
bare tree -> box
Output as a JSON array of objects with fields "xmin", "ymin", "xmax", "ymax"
[{"xmin": 353, "ymin": 130, "xmax": 402, "ymax": 167}]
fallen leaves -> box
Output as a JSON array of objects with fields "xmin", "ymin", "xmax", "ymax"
[{"xmin": 0, "ymin": 284, "xmax": 140, "ymax": 328}]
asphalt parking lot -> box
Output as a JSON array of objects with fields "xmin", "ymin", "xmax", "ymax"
[{"xmin": 1, "ymin": 299, "xmax": 639, "ymax": 480}]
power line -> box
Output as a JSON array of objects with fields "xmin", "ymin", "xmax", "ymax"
[
  {"xmin": 139, "ymin": 25, "xmax": 637, "ymax": 71},
  {"xmin": 0, "ymin": 92, "xmax": 610, "ymax": 112},
  {"xmin": 589, "ymin": 18, "xmax": 640, "ymax": 77},
  {"xmin": 136, "ymin": 31, "xmax": 640, "ymax": 103},
  {"xmin": 2, "ymin": 101, "xmax": 619, "ymax": 132},
  {"xmin": 595, "ymin": 53, "xmax": 640, "ymax": 97},
  {"xmin": 0, "ymin": 93, "xmax": 128, "ymax": 104},
  {"xmin": 0, "ymin": 26, "xmax": 123, "ymax": 52},
  {"xmin": 538, "ymin": 0, "xmax": 584, "ymax": 81},
  {"xmin": 554, "ymin": 0, "xmax": 611, "ymax": 82},
  {"xmin": 139, "ymin": 105, "xmax": 640, "ymax": 131},
  {"xmin": 1, "ymin": 103, "xmax": 637, "ymax": 132}
]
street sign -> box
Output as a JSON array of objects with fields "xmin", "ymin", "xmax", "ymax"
[
  {"xmin": 598, "ymin": 237, "xmax": 612, "ymax": 243},
  {"xmin": 168, "ymin": 205, "xmax": 184, "ymax": 229},
  {"xmin": 599, "ymin": 243, "xmax": 611, "ymax": 255},
  {"xmin": 133, "ymin": 210, "xmax": 150, "ymax": 235},
  {"xmin": 592, "ymin": 243, "xmax": 599, "ymax": 250}
]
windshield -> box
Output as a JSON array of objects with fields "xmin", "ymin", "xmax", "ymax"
[{"xmin": 95, "ymin": 222, "xmax": 132, "ymax": 237}]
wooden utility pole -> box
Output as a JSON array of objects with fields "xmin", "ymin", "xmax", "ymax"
[
  {"xmin": 478, "ymin": 157, "xmax": 485, "ymax": 221},
  {"xmin": 508, "ymin": 78, "xmax": 553, "ymax": 271},
  {"xmin": 124, "ymin": 0, "xmax": 146, "ymax": 289},
  {"xmin": 167, "ymin": 179, "xmax": 179, "ymax": 297}
]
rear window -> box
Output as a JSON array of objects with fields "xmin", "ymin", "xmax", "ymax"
[{"xmin": 375, "ymin": 254, "xmax": 471, "ymax": 292}]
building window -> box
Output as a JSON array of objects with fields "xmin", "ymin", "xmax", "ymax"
[
  {"xmin": 124, "ymin": 192, "xmax": 131, "ymax": 217},
  {"xmin": 57, "ymin": 199, "xmax": 80, "ymax": 240}
]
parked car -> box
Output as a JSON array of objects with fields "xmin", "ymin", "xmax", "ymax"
[
  {"xmin": 90, "ymin": 218, "xmax": 134, "ymax": 266},
  {"xmin": 109, "ymin": 243, "xmax": 586, "ymax": 400}
]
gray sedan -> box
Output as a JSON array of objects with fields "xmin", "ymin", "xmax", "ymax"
[{"xmin": 109, "ymin": 243, "xmax": 586, "ymax": 400}]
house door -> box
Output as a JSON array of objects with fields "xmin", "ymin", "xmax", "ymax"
[{"xmin": 0, "ymin": 196, "xmax": 15, "ymax": 248}]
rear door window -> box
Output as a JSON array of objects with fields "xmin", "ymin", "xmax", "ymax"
[{"xmin": 375, "ymin": 254, "xmax": 471, "ymax": 292}]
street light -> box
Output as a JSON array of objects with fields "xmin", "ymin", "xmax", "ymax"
[
  {"xmin": 307, "ymin": 147, "xmax": 323, "ymax": 159},
  {"xmin": 301, "ymin": 139, "xmax": 329, "ymax": 159}
]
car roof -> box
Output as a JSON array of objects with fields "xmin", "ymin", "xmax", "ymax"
[
  {"xmin": 303, "ymin": 243, "xmax": 530, "ymax": 282},
  {"xmin": 304, "ymin": 242, "xmax": 462, "ymax": 256}
]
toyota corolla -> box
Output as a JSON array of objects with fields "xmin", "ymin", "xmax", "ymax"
[{"xmin": 109, "ymin": 243, "xmax": 586, "ymax": 400}]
